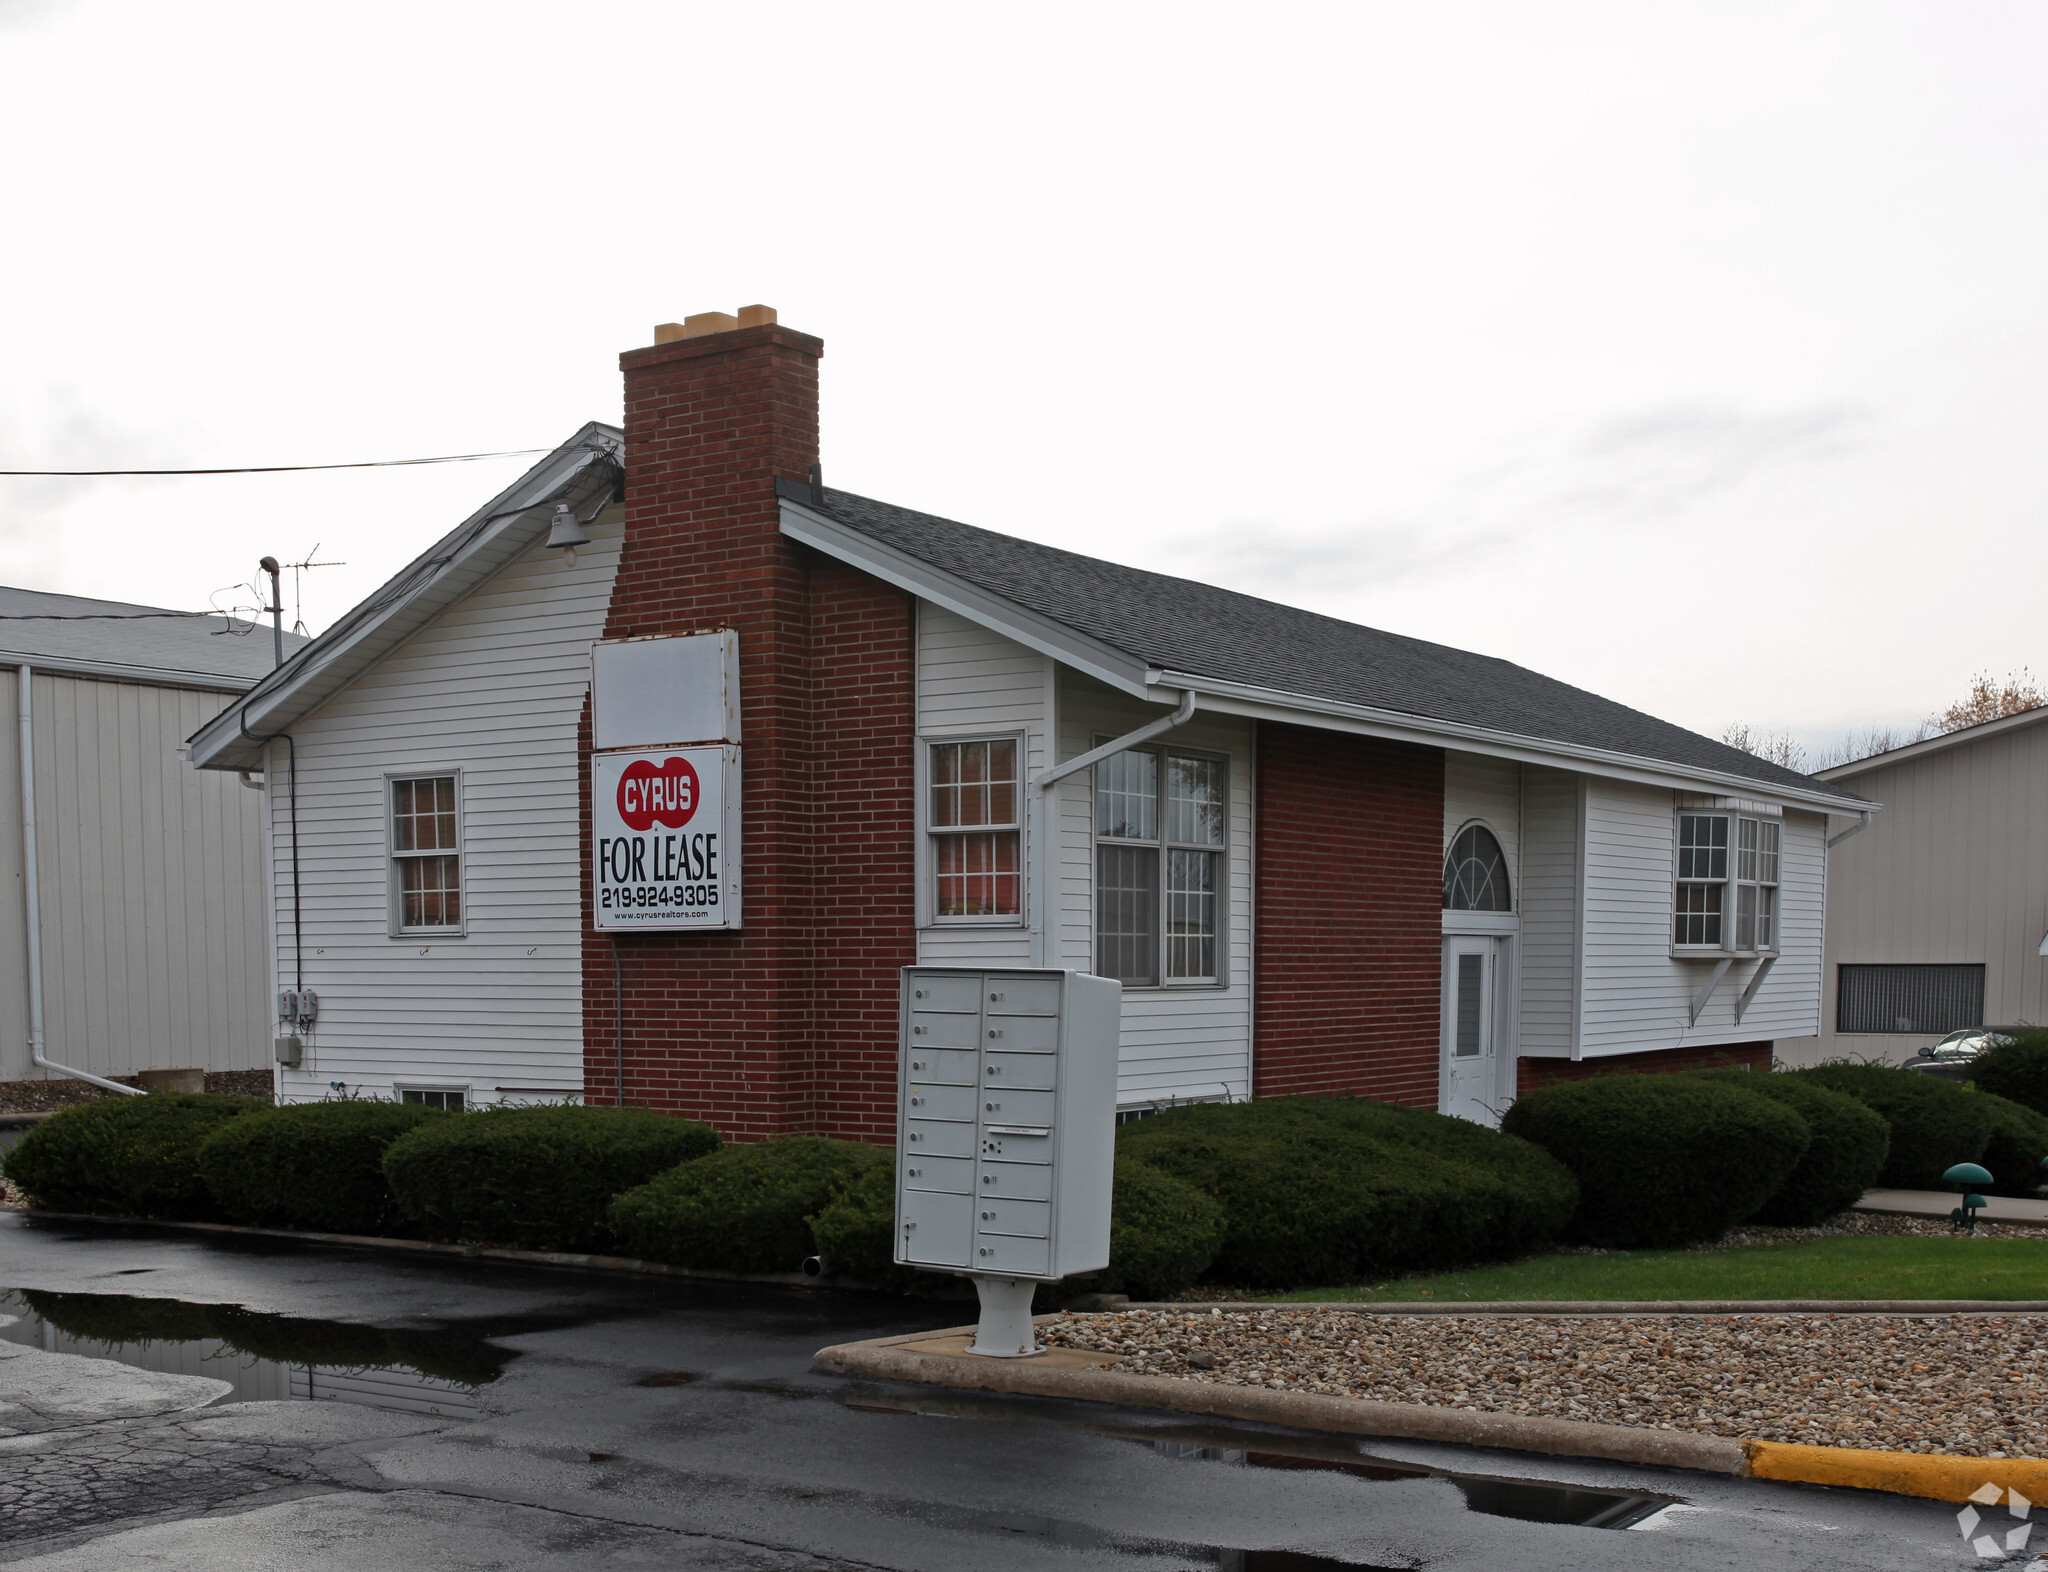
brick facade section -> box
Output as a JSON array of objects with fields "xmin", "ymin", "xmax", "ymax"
[
  {"xmin": 578, "ymin": 324, "xmax": 915, "ymax": 1140},
  {"xmin": 1515, "ymin": 1040, "xmax": 1773, "ymax": 1093},
  {"xmin": 1252, "ymin": 723, "xmax": 1445, "ymax": 1104}
]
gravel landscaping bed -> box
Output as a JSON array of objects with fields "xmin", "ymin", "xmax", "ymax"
[
  {"xmin": 0, "ymin": 1072, "xmax": 274, "ymax": 1113},
  {"xmin": 1043, "ymin": 1306, "xmax": 2048, "ymax": 1456}
]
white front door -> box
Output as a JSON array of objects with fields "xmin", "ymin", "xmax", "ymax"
[{"xmin": 1441, "ymin": 936, "xmax": 1498, "ymax": 1125}]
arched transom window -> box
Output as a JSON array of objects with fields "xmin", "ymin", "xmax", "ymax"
[{"xmin": 1443, "ymin": 823, "xmax": 1511, "ymax": 912}]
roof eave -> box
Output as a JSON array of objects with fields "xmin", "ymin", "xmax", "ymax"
[
  {"xmin": 1149, "ymin": 670, "xmax": 1873, "ymax": 814},
  {"xmin": 1816, "ymin": 705, "xmax": 2048, "ymax": 781},
  {"xmin": 0, "ymin": 648, "xmax": 270, "ymax": 693},
  {"xmin": 188, "ymin": 425, "xmax": 622, "ymax": 771}
]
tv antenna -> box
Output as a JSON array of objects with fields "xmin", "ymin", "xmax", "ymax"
[{"xmin": 283, "ymin": 546, "xmax": 345, "ymax": 637}]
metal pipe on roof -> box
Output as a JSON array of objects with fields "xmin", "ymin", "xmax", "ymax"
[{"xmin": 16, "ymin": 663, "xmax": 145, "ymax": 1096}]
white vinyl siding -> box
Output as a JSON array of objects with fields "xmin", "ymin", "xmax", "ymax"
[
  {"xmin": 1577, "ymin": 780, "xmax": 1824, "ymax": 1055},
  {"xmin": 0, "ymin": 671, "xmax": 270, "ymax": 1080},
  {"xmin": 1443, "ymin": 752, "xmax": 1521, "ymax": 893},
  {"xmin": 1056, "ymin": 671, "xmax": 1253, "ymax": 1107},
  {"xmin": 264, "ymin": 513, "xmax": 624, "ymax": 1104},
  {"xmin": 913, "ymin": 602, "xmax": 1046, "ymax": 961},
  {"xmin": 1514, "ymin": 766, "xmax": 1582, "ymax": 1057}
]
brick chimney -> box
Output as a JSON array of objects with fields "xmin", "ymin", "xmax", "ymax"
[{"xmin": 584, "ymin": 309, "xmax": 916, "ymax": 1141}]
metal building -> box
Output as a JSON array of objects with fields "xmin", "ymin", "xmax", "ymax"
[
  {"xmin": 1778, "ymin": 708, "xmax": 2048, "ymax": 1066},
  {"xmin": 1, "ymin": 584, "xmax": 299, "ymax": 1089}
]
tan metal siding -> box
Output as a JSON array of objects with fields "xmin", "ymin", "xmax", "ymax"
[
  {"xmin": 2, "ymin": 672, "xmax": 268, "ymax": 1077},
  {"xmin": 1800, "ymin": 719, "xmax": 2048, "ymax": 1062},
  {"xmin": 1515, "ymin": 766, "xmax": 1581, "ymax": 1056}
]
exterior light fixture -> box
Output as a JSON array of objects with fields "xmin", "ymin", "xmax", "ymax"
[
  {"xmin": 1944, "ymin": 1162, "xmax": 1995, "ymax": 1232},
  {"xmin": 546, "ymin": 503, "xmax": 592, "ymax": 556}
]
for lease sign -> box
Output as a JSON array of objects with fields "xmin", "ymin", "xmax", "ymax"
[{"xmin": 591, "ymin": 746, "xmax": 741, "ymax": 930}]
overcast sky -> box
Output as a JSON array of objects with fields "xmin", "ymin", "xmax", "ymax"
[{"xmin": 2, "ymin": 1, "xmax": 2041, "ymax": 756}]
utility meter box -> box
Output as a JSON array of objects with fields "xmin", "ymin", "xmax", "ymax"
[{"xmin": 894, "ymin": 967, "xmax": 1121, "ymax": 1282}]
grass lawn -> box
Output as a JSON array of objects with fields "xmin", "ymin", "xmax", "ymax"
[{"xmin": 1265, "ymin": 1235, "xmax": 2048, "ymax": 1303}]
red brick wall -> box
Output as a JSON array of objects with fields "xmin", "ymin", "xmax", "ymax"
[
  {"xmin": 578, "ymin": 324, "xmax": 915, "ymax": 1140},
  {"xmin": 1252, "ymin": 723, "xmax": 1444, "ymax": 1104},
  {"xmin": 1515, "ymin": 1041, "xmax": 1773, "ymax": 1094}
]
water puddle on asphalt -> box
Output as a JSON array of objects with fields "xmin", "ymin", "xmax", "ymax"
[
  {"xmin": 1149, "ymin": 1441, "xmax": 1674, "ymax": 1531},
  {"xmin": 0, "ymin": 1287, "xmax": 566, "ymax": 1417}
]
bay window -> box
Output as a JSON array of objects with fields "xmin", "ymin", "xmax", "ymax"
[
  {"xmin": 1674, "ymin": 810, "xmax": 1779, "ymax": 954},
  {"xmin": 1095, "ymin": 745, "xmax": 1225, "ymax": 986}
]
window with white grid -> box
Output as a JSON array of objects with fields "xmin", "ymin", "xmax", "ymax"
[
  {"xmin": 1094, "ymin": 745, "xmax": 1225, "ymax": 987},
  {"xmin": 391, "ymin": 775, "xmax": 461, "ymax": 932},
  {"xmin": 930, "ymin": 739, "xmax": 1021, "ymax": 919},
  {"xmin": 1675, "ymin": 810, "xmax": 1779, "ymax": 953}
]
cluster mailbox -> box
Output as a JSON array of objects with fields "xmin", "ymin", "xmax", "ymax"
[{"xmin": 894, "ymin": 966, "xmax": 1120, "ymax": 1341}]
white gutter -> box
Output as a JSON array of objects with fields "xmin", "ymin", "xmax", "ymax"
[
  {"xmin": 16, "ymin": 664, "xmax": 144, "ymax": 1095},
  {"xmin": 1826, "ymin": 810, "xmax": 1872, "ymax": 849},
  {"xmin": 1029, "ymin": 689, "xmax": 1198, "ymax": 966}
]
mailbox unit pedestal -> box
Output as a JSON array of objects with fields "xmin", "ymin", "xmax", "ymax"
[{"xmin": 895, "ymin": 966, "xmax": 1121, "ymax": 1356}]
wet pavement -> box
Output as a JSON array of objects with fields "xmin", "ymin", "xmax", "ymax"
[{"xmin": 0, "ymin": 1212, "xmax": 2005, "ymax": 1568}]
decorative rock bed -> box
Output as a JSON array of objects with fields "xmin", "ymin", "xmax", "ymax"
[{"xmin": 1042, "ymin": 1307, "xmax": 2048, "ymax": 1457}]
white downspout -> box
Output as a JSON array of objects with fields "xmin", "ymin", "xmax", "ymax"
[
  {"xmin": 17, "ymin": 663, "xmax": 144, "ymax": 1096},
  {"xmin": 1030, "ymin": 688, "xmax": 1198, "ymax": 966}
]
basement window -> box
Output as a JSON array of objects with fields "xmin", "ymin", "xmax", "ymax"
[
  {"xmin": 929, "ymin": 739, "xmax": 1021, "ymax": 920},
  {"xmin": 391, "ymin": 774, "xmax": 463, "ymax": 934},
  {"xmin": 398, "ymin": 1088, "xmax": 467, "ymax": 1111}
]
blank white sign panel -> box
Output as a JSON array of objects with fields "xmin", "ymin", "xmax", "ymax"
[{"xmin": 591, "ymin": 631, "xmax": 740, "ymax": 751}]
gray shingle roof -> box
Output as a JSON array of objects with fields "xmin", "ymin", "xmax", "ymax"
[
  {"xmin": 803, "ymin": 486, "xmax": 1862, "ymax": 803},
  {"xmin": 0, "ymin": 584, "xmax": 304, "ymax": 687}
]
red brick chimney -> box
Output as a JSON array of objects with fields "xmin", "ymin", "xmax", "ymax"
[{"xmin": 583, "ymin": 309, "xmax": 916, "ymax": 1141}]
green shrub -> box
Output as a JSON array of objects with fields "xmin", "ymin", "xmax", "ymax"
[
  {"xmin": 1977, "ymin": 1092, "xmax": 2048, "ymax": 1197},
  {"xmin": 609, "ymin": 1136, "xmax": 888, "ymax": 1274},
  {"xmin": 1088, "ymin": 1161, "xmax": 1227, "ymax": 1301},
  {"xmin": 1117, "ymin": 1097, "xmax": 1578, "ymax": 1289},
  {"xmin": 1791, "ymin": 1064, "xmax": 1996, "ymax": 1189},
  {"xmin": 2, "ymin": 1094, "xmax": 263, "ymax": 1219},
  {"xmin": 1690, "ymin": 1070, "xmax": 1889, "ymax": 1225},
  {"xmin": 802, "ymin": 1152, "xmax": 1227, "ymax": 1300},
  {"xmin": 806, "ymin": 1162, "xmax": 932, "ymax": 1293},
  {"xmin": 1501, "ymin": 1075, "xmax": 1808, "ymax": 1249},
  {"xmin": 381, "ymin": 1104, "xmax": 721, "ymax": 1251},
  {"xmin": 197, "ymin": 1099, "xmax": 446, "ymax": 1236},
  {"xmin": 1970, "ymin": 1031, "xmax": 2048, "ymax": 1117}
]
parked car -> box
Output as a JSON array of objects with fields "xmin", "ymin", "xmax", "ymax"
[{"xmin": 1905, "ymin": 1028, "xmax": 2017, "ymax": 1079}]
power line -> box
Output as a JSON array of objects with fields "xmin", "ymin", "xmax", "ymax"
[
  {"xmin": 0, "ymin": 448, "xmax": 551, "ymax": 477},
  {"xmin": 0, "ymin": 609, "xmax": 230, "ymax": 621}
]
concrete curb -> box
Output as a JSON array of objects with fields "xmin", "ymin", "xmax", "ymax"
[
  {"xmin": 814, "ymin": 1317, "xmax": 2048, "ymax": 1501},
  {"xmin": 811, "ymin": 1322, "xmax": 1747, "ymax": 1475},
  {"xmin": 13, "ymin": 1208, "xmax": 870, "ymax": 1292}
]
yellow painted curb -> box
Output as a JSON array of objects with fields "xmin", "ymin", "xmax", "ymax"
[{"xmin": 1745, "ymin": 1440, "xmax": 2048, "ymax": 1503}]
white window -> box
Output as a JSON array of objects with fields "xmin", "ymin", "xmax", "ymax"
[
  {"xmin": 929, "ymin": 739, "xmax": 1020, "ymax": 920},
  {"xmin": 1095, "ymin": 746, "xmax": 1226, "ymax": 987},
  {"xmin": 391, "ymin": 775, "xmax": 462, "ymax": 933},
  {"xmin": 1674, "ymin": 811, "xmax": 1778, "ymax": 953},
  {"xmin": 398, "ymin": 1087, "xmax": 466, "ymax": 1111}
]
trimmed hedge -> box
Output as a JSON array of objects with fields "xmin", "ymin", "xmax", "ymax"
[
  {"xmin": 1690, "ymin": 1070, "xmax": 1889, "ymax": 1225},
  {"xmin": 803, "ymin": 1152, "xmax": 1227, "ymax": 1300},
  {"xmin": 1089, "ymin": 1161, "xmax": 1227, "ymax": 1301},
  {"xmin": 1791, "ymin": 1065, "xmax": 1996, "ymax": 1190},
  {"xmin": 1977, "ymin": 1092, "xmax": 2048, "ymax": 1197},
  {"xmin": 609, "ymin": 1136, "xmax": 889, "ymax": 1274},
  {"xmin": 197, "ymin": 1099, "xmax": 446, "ymax": 1236},
  {"xmin": 807, "ymin": 1162, "xmax": 929, "ymax": 1294},
  {"xmin": 381, "ymin": 1105, "xmax": 721, "ymax": 1251},
  {"xmin": 1970, "ymin": 1031, "xmax": 2048, "ymax": 1118},
  {"xmin": 2, "ymin": 1093, "xmax": 263, "ymax": 1219},
  {"xmin": 1501, "ymin": 1075, "xmax": 1808, "ymax": 1248},
  {"xmin": 1117, "ymin": 1097, "xmax": 1578, "ymax": 1289}
]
